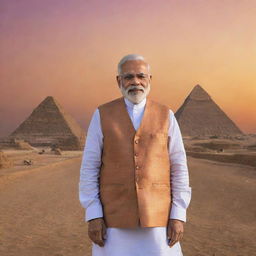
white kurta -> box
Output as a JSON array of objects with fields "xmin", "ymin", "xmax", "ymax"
[{"xmin": 79, "ymin": 97, "xmax": 192, "ymax": 256}]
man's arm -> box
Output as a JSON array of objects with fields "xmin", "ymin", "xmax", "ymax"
[
  {"xmin": 167, "ymin": 110, "xmax": 192, "ymax": 247},
  {"xmin": 168, "ymin": 110, "xmax": 191, "ymax": 221},
  {"xmin": 79, "ymin": 109, "xmax": 106, "ymax": 247},
  {"xmin": 79, "ymin": 109, "xmax": 103, "ymax": 221}
]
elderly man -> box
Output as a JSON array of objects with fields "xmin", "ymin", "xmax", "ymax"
[{"xmin": 79, "ymin": 54, "xmax": 192, "ymax": 256}]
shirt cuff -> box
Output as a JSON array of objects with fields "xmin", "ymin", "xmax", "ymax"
[
  {"xmin": 170, "ymin": 205, "xmax": 187, "ymax": 222},
  {"xmin": 85, "ymin": 203, "xmax": 104, "ymax": 222}
]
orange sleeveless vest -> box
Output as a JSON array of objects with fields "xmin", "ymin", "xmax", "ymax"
[{"xmin": 98, "ymin": 97, "xmax": 171, "ymax": 228}]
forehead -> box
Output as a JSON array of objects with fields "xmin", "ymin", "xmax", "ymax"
[{"xmin": 120, "ymin": 60, "xmax": 149, "ymax": 74}]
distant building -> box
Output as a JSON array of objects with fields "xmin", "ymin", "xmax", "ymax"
[
  {"xmin": 9, "ymin": 96, "xmax": 85, "ymax": 150},
  {"xmin": 175, "ymin": 85, "xmax": 243, "ymax": 136}
]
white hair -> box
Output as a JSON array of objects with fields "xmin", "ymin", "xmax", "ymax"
[{"xmin": 117, "ymin": 54, "xmax": 150, "ymax": 75}]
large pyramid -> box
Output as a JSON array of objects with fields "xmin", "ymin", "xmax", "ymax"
[
  {"xmin": 175, "ymin": 85, "xmax": 243, "ymax": 136},
  {"xmin": 9, "ymin": 96, "xmax": 85, "ymax": 150}
]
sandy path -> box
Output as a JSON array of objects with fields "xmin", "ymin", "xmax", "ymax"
[
  {"xmin": 182, "ymin": 158, "xmax": 256, "ymax": 256},
  {"xmin": 0, "ymin": 157, "xmax": 255, "ymax": 256},
  {"xmin": 0, "ymin": 157, "xmax": 91, "ymax": 256}
]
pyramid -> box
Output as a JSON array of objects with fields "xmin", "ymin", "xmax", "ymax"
[
  {"xmin": 175, "ymin": 85, "xmax": 243, "ymax": 137},
  {"xmin": 9, "ymin": 96, "xmax": 85, "ymax": 150}
]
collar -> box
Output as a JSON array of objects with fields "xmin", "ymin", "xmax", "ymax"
[{"xmin": 124, "ymin": 97, "xmax": 147, "ymax": 110}]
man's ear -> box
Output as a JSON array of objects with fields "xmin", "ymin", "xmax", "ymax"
[{"xmin": 116, "ymin": 76, "xmax": 121, "ymax": 88}]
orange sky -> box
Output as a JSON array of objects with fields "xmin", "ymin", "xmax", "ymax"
[{"xmin": 0, "ymin": 0, "xmax": 255, "ymax": 136}]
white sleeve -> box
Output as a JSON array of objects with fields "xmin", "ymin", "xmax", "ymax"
[
  {"xmin": 79, "ymin": 108, "xmax": 104, "ymax": 222},
  {"xmin": 168, "ymin": 110, "xmax": 192, "ymax": 222}
]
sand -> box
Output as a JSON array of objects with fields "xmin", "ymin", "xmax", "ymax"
[{"xmin": 0, "ymin": 150, "xmax": 255, "ymax": 256}]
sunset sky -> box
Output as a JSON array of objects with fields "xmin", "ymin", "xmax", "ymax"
[{"xmin": 1, "ymin": 0, "xmax": 255, "ymax": 137}]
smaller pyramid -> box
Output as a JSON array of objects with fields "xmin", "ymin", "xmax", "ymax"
[
  {"xmin": 9, "ymin": 96, "xmax": 85, "ymax": 150},
  {"xmin": 175, "ymin": 85, "xmax": 243, "ymax": 137}
]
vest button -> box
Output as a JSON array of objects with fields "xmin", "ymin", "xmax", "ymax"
[
  {"xmin": 136, "ymin": 166, "xmax": 139, "ymax": 170},
  {"xmin": 135, "ymin": 140, "xmax": 139, "ymax": 144},
  {"xmin": 134, "ymin": 153, "xmax": 138, "ymax": 157}
]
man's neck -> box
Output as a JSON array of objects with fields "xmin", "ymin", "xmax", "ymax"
[{"xmin": 124, "ymin": 97, "xmax": 147, "ymax": 108}]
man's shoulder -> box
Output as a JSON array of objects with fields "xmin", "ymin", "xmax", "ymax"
[
  {"xmin": 98, "ymin": 97, "xmax": 124, "ymax": 110},
  {"xmin": 148, "ymin": 97, "xmax": 172, "ymax": 113},
  {"xmin": 97, "ymin": 97, "xmax": 174, "ymax": 114}
]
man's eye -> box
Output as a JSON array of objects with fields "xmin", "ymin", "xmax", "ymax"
[
  {"xmin": 138, "ymin": 74, "xmax": 146, "ymax": 79},
  {"xmin": 124, "ymin": 75, "xmax": 134, "ymax": 80}
]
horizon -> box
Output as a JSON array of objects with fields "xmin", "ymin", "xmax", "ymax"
[{"xmin": 1, "ymin": 84, "xmax": 254, "ymax": 139}]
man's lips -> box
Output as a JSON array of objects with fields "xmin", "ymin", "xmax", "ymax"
[{"xmin": 128, "ymin": 88, "xmax": 144, "ymax": 93}]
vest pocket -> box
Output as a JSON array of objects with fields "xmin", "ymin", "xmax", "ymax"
[
  {"xmin": 100, "ymin": 184, "xmax": 126, "ymax": 204},
  {"xmin": 100, "ymin": 184, "xmax": 127, "ymax": 215}
]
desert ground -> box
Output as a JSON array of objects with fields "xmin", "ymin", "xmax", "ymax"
[{"xmin": 0, "ymin": 146, "xmax": 255, "ymax": 256}]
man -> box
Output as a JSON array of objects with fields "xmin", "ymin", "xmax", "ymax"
[{"xmin": 79, "ymin": 54, "xmax": 192, "ymax": 256}]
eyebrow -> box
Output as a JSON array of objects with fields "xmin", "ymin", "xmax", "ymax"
[{"xmin": 122, "ymin": 72, "xmax": 148, "ymax": 75}]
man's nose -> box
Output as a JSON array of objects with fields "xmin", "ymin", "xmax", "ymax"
[{"xmin": 131, "ymin": 75, "xmax": 140, "ymax": 85}]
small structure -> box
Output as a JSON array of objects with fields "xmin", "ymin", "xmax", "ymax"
[
  {"xmin": 0, "ymin": 138, "xmax": 34, "ymax": 150},
  {"xmin": 14, "ymin": 139, "xmax": 34, "ymax": 150},
  {"xmin": 38, "ymin": 149, "xmax": 45, "ymax": 155}
]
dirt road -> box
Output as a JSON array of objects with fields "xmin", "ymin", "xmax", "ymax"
[
  {"xmin": 0, "ymin": 157, "xmax": 91, "ymax": 256},
  {"xmin": 0, "ymin": 156, "xmax": 255, "ymax": 256}
]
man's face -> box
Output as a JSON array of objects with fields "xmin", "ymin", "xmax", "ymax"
[{"xmin": 117, "ymin": 60, "xmax": 152, "ymax": 104}]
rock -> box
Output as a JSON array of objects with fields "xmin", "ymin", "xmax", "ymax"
[
  {"xmin": 23, "ymin": 159, "xmax": 33, "ymax": 165},
  {"xmin": 54, "ymin": 148, "xmax": 62, "ymax": 155}
]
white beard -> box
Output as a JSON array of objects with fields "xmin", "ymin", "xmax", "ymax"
[{"xmin": 120, "ymin": 83, "xmax": 151, "ymax": 104}]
